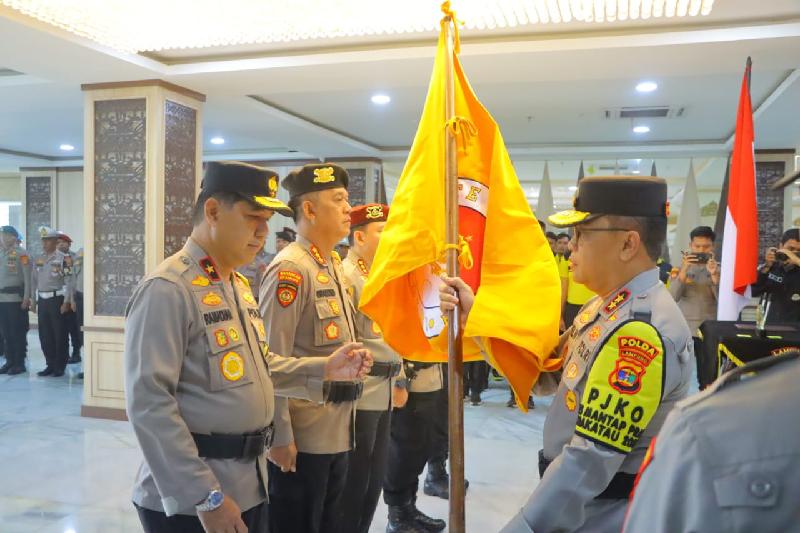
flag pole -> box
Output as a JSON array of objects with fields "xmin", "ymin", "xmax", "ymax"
[{"xmin": 442, "ymin": 9, "xmax": 466, "ymax": 533}]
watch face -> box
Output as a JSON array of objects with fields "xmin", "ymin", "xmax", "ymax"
[{"xmin": 210, "ymin": 491, "xmax": 224, "ymax": 506}]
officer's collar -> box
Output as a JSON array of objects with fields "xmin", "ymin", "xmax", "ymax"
[
  {"xmin": 296, "ymin": 234, "xmax": 335, "ymax": 268},
  {"xmin": 345, "ymin": 250, "xmax": 369, "ymax": 276},
  {"xmin": 183, "ymin": 237, "xmax": 226, "ymax": 284},
  {"xmin": 584, "ymin": 267, "xmax": 659, "ymax": 323}
]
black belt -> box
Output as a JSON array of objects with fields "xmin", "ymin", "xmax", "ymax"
[
  {"xmin": 0, "ymin": 286, "xmax": 21, "ymax": 294},
  {"xmin": 369, "ymin": 361, "xmax": 402, "ymax": 378},
  {"xmin": 538, "ymin": 449, "xmax": 635, "ymax": 500},
  {"xmin": 325, "ymin": 381, "xmax": 363, "ymax": 403},
  {"xmin": 191, "ymin": 425, "xmax": 273, "ymax": 460}
]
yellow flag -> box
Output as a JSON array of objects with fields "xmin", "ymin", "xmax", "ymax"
[{"xmin": 360, "ymin": 23, "xmax": 562, "ymax": 409}]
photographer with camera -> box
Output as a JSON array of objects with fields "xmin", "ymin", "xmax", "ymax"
[
  {"xmin": 751, "ymin": 228, "xmax": 800, "ymax": 325},
  {"xmin": 670, "ymin": 226, "xmax": 719, "ymax": 384}
]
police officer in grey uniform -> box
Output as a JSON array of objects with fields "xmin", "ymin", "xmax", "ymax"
[
  {"xmin": 441, "ymin": 176, "xmax": 693, "ymax": 533},
  {"xmin": 31, "ymin": 227, "xmax": 75, "ymax": 377},
  {"xmin": 125, "ymin": 161, "xmax": 372, "ymax": 533},
  {"xmin": 259, "ymin": 163, "xmax": 364, "ymax": 533},
  {"xmin": 0, "ymin": 226, "xmax": 31, "ymax": 375},
  {"xmin": 624, "ymin": 350, "xmax": 800, "ymax": 533},
  {"xmin": 338, "ymin": 203, "xmax": 407, "ymax": 533},
  {"xmin": 237, "ymin": 245, "xmax": 273, "ymax": 297},
  {"xmin": 57, "ymin": 232, "xmax": 82, "ymax": 363}
]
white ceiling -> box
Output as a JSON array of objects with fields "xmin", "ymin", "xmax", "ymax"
[{"xmin": 0, "ymin": 0, "xmax": 798, "ymax": 191}]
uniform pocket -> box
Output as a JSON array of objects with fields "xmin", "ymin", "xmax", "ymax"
[
  {"xmin": 208, "ymin": 349, "xmax": 254, "ymax": 391},
  {"xmin": 314, "ymin": 298, "xmax": 345, "ymax": 346}
]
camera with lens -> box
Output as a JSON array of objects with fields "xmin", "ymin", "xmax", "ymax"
[
  {"xmin": 692, "ymin": 252, "xmax": 711, "ymax": 264},
  {"xmin": 775, "ymin": 251, "xmax": 790, "ymax": 262}
]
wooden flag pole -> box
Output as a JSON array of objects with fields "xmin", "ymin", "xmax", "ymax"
[{"xmin": 443, "ymin": 12, "xmax": 466, "ymax": 533}]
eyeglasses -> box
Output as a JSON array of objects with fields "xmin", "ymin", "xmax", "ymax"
[{"xmin": 573, "ymin": 226, "xmax": 636, "ymax": 246}]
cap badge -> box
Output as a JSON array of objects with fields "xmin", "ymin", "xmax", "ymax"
[
  {"xmin": 313, "ymin": 167, "xmax": 335, "ymax": 184},
  {"xmin": 268, "ymin": 176, "xmax": 278, "ymax": 195},
  {"xmin": 366, "ymin": 205, "xmax": 384, "ymax": 219}
]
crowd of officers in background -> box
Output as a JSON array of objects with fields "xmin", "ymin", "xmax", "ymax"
[{"xmin": 0, "ymin": 226, "xmax": 83, "ymax": 377}]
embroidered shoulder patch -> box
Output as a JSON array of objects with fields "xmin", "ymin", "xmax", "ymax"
[
  {"xmin": 324, "ymin": 321, "xmax": 340, "ymax": 340},
  {"xmin": 575, "ymin": 320, "xmax": 664, "ymax": 454},
  {"xmin": 191, "ymin": 275, "xmax": 210, "ymax": 287},
  {"xmin": 202, "ymin": 292, "xmax": 223, "ymax": 306},
  {"xmin": 276, "ymin": 270, "xmax": 302, "ymax": 308}
]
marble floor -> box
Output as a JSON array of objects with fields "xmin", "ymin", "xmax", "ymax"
[{"xmin": 0, "ymin": 335, "xmax": 552, "ymax": 532}]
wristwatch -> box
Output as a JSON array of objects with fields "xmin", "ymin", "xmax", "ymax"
[{"xmin": 196, "ymin": 489, "xmax": 224, "ymax": 512}]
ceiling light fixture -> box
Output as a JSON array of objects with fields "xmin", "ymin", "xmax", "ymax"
[
  {"xmin": 636, "ymin": 81, "xmax": 658, "ymax": 93},
  {"xmin": 0, "ymin": 0, "xmax": 717, "ymax": 53},
  {"xmin": 371, "ymin": 94, "xmax": 391, "ymax": 105},
  {"xmin": 633, "ymin": 125, "xmax": 650, "ymax": 134},
  {"xmin": 210, "ymin": 137, "xmax": 225, "ymax": 145},
  {"xmin": 59, "ymin": 144, "xmax": 75, "ymax": 151},
  {"xmin": 568, "ymin": 186, "xmax": 578, "ymax": 191}
]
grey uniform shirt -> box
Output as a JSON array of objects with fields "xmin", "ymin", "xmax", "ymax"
[
  {"xmin": 237, "ymin": 249, "xmax": 272, "ymax": 291},
  {"xmin": 73, "ymin": 248, "xmax": 84, "ymax": 294},
  {"xmin": 624, "ymin": 353, "xmax": 800, "ymax": 533},
  {"xmin": 669, "ymin": 263, "xmax": 719, "ymax": 334},
  {"xmin": 259, "ymin": 236, "xmax": 359, "ymax": 454},
  {"xmin": 32, "ymin": 250, "xmax": 74, "ymax": 304},
  {"xmin": 342, "ymin": 251, "xmax": 404, "ymax": 411},
  {"xmin": 125, "ymin": 238, "xmax": 327, "ymax": 516},
  {"xmin": 0, "ymin": 244, "xmax": 31, "ymax": 303},
  {"xmin": 502, "ymin": 268, "xmax": 693, "ymax": 533}
]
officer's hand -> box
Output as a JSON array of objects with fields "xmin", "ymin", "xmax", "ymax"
[
  {"xmin": 325, "ymin": 343, "xmax": 372, "ymax": 381},
  {"xmin": 765, "ymin": 247, "xmax": 777, "ymax": 268},
  {"xmin": 29, "ymin": 303, "xmax": 36, "ymax": 313},
  {"xmin": 706, "ymin": 255, "xmax": 719, "ymax": 278},
  {"xmin": 780, "ymin": 248, "xmax": 800, "ymax": 267},
  {"xmin": 439, "ymin": 276, "xmax": 474, "ymax": 325},
  {"xmin": 60, "ymin": 302, "xmax": 70, "ymax": 314},
  {"xmin": 21, "ymin": 298, "xmax": 30, "ymax": 310},
  {"xmin": 197, "ymin": 495, "xmax": 247, "ymax": 533},
  {"xmin": 268, "ymin": 442, "xmax": 297, "ymax": 473},
  {"xmin": 70, "ymin": 302, "xmax": 77, "ymax": 312},
  {"xmin": 392, "ymin": 386, "xmax": 409, "ymax": 408}
]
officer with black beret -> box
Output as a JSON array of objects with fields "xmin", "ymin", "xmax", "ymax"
[
  {"xmin": 441, "ymin": 176, "xmax": 693, "ymax": 533},
  {"xmin": 125, "ymin": 160, "xmax": 372, "ymax": 533}
]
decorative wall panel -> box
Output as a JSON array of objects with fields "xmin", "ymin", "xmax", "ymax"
[
  {"xmin": 94, "ymin": 98, "xmax": 146, "ymax": 317},
  {"xmin": 346, "ymin": 168, "xmax": 367, "ymax": 207},
  {"xmin": 755, "ymin": 161, "xmax": 785, "ymax": 261},
  {"xmin": 25, "ymin": 176, "xmax": 51, "ymax": 259},
  {"xmin": 163, "ymin": 100, "xmax": 197, "ymax": 258}
]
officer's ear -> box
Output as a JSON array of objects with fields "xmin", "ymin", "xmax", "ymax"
[
  {"xmin": 619, "ymin": 229, "xmax": 642, "ymax": 262},
  {"xmin": 203, "ymin": 196, "xmax": 223, "ymax": 225},
  {"xmin": 353, "ymin": 228, "xmax": 367, "ymax": 247}
]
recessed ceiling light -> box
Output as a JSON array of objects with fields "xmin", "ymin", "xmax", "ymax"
[
  {"xmin": 59, "ymin": 144, "xmax": 75, "ymax": 151},
  {"xmin": 371, "ymin": 94, "xmax": 391, "ymax": 105},
  {"xmin": 210, "ymin": 137, "xmax": 225, "ymax": 145},
  {"xmin": 568, "ymin": 186, "xmax": 578, "ymax": 191},
  {"xmin": 636, "ymin": 81, "xmax": 658, "ymax": 93},
  {"xmin": 633, "ymin": 125, "xmax": 650, "ymax": 134},
  {"xmin": 631, "ymin": 170, "xmax": 641, "ymax": 174}
]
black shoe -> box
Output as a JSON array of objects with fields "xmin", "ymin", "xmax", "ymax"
[
  {"xmin": 51, "ymin": 370, "xmax": 65, "ymax": 377},
  {"xmin": 506, "ymin": 396, "xmax": 516, "ymax": 407},
  {"xmin": 8, "ymin": 366, "xmax": 26, "ymax": 375},
  {"xmin": 424, "ymin": 462, "xmax": 469, "ymax": 500},
  {"xmin": 0, "ymin": 363, "xmax": 11, "ymax": 374},
  {"xmin": 386, "ymin": 504, "xmax": 430, "ymax": 533},
  {"xmin": 410, "ymin": 504, "xmax": 446, "ymax": 532},
  {"xmin": 470, "ymin": 397, "xmax": 482, "ymax": 406},
  {"xmin": 37, "ymin": 367, "xmax": 54, "ymax": 377},
  {"xmin": 527, "ymin": 397, "xmax": 535, "ymax": 409},
  {"xmin": 68, "ymin": 354, "xmax": 82, "ymax": 364},
  {"xmin": 77, "ymin": 372, "xmax": 84, "ymax": 379}
]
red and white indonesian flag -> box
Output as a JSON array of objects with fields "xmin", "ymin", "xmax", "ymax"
[{"xmin": 718, "ymin": 59, "xmax": 759, "ymax": 320}]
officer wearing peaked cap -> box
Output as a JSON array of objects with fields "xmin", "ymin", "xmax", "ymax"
[
  {"xmin": 440, "ymin": 175, "xmax": 693, "ymax": 533},
  {"xmin": 124, "ymin": 160, "xmax": 371, "ymax": 533},
  {"xmin": 259, "ymin": 163, "xmax": 364, "ymax": 533},
  {"xmin": 624, "ymin": 350, "xmax": 800, "ymax": 533},
  {"xmin": 0, "ymin": 225, "xmax": 31, "ymax": 375}
]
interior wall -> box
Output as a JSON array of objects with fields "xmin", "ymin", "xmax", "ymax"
[
  {"xmin": 0, "ymin": 174, "xmax": 22, "ymax": 201},
  {"xmin": 55, "ymin": 169, "xmax": 84, "ymax": 249}
]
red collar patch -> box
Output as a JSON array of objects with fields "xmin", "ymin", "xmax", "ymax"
[
  {"xmin": 199, "ymin": 257, "xmax": 221, "ymax": 282},
  {"xmin": 309, "ymin": 245, "xmax": 327, "ymax": 267},
  {"xmin": 603, "ymin": 289, "xmax": 630, "ymax": 315}
]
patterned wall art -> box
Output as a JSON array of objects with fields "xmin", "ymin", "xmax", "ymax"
[
  {"xmin": 163, "ymin": 100, "xmax": 197, "ymax": 258},
  {"xmin": 755, "ymin": 161, "xmax": 786, "ymax": 260},
  {"xmin": 25, "ymin": 176, "xmax": 52, "ymax": 259}
]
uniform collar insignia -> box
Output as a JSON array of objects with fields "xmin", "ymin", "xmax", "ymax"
[
  {"xmin": 357, "ymin": 258, "xmax": 369, "ymax": 277},
  {"xmin": 309, "ymin": 244, "xmax": 327, "ymax": 267},
  {"xmin": 603, "ymin": 288, "xmax": 631, "ymax": 315},
  {"xmin": 199, "ymin": 256, "xmax": 222, "ymax": 282}
]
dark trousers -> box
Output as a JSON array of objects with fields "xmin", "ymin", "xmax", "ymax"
[
  {"xmin": 464, "ymin": 361, "xmax": 487, "ymax": 400},
  {"xmin": 37, "ymin": 296, "xmax": 68, "ymax": 372},
  {"xmin": 135, "ymin": 502, "xmax": 268, "ymax": 533},
  {"xmin": 0, "ymin": 302, "xmax": 25, "ymax": 368},
  {"xmin": 338, "ymin": 409, "xmax": 392, "ymax": 533},
  {"xmin": 383, "ymin": 390, "xmax": 440, "ymax": 506},
  {"xmin": 429, "ymin": 384, "xmax": 449, "ymax": 465},
  {"xmin": 268, "ymin": 451, "xmax": 348, "ymax": 533},
  {"xmin": 64, "ymin": 291, "xmax": 83, "ymax": 354}
]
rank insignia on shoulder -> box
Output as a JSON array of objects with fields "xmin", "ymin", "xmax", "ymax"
[
  {"xmin": 328, "ymin": 299, "xmax": 341, "ymax": 316},
  {"xmin": 242, "ymin": 291, "xmax": 257, "ymax": 305},
  {"xmin": 357, "ymin": 258, "xmax": 369, "ymax": 277},
  {"xmin": 564, "ymin": 389, "xmax": 577, "ymax": 412},
  {"xmin": 199, "ymin": 257, "xmax": 221, "ymax": 282},
  {"xmin": 603, "ymin": 289, "xmax": 631, "ymax": 314},
  {"xmin": 228, "ymin": 327, "xmax": 241, "ymax": 342},
  {"xmin": 202, "ymin": 292, "xmax": 223, "ymax": 306},
  {"xmin": 324, "ymin": 321, "xmax": 340, "ymax": 340},
  {"xmin": 220, "ymin": 351, "xmax": 245, "ymax": 382},
  {"xmin": 316, "ymin": 272, "xmax": 330, "ymax": 284},
  {"xmin": 191, "ymin": 275, "xmax": 210, "ymax": 287},
  {"xmin": 214, "ymin": 328, "xmax": 230, "ymax": 348},
  {"xmin": 309, "ymin": 245, "xmax": 327, "ymax": 267},
  {"xmin": 588, "ymin": 325, "xmax": 602, "ymax": 342}
]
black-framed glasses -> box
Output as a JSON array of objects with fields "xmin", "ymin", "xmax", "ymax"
[{"xmin": 573, "ymin": 226, "xmax": 636, "ymax": 246}]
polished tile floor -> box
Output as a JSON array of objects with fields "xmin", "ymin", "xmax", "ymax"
[{"xmin": 0, "ymin": 335, "xmax": 551, "ymax": 532}]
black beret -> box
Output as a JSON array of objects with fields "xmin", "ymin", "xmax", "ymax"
[
  {"xmin": 202, "ymin": 161, "xmax": 292, "ymax": 217},
  {"xmin": 281, "ymin": 163, "xmax": 349, "ymax": 199}
]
